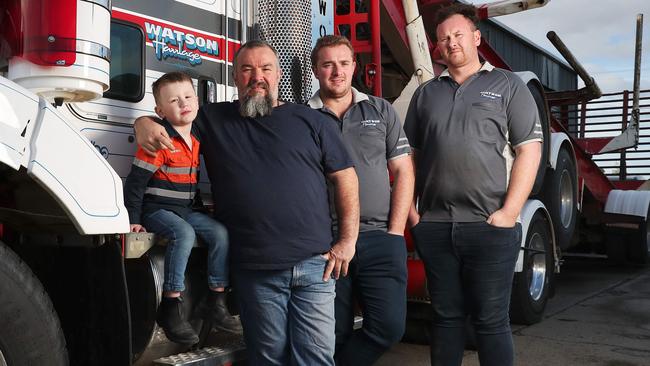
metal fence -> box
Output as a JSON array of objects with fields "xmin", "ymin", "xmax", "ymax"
[{"xmin": 551, "ymin": 89, "xmax": 650, "ymax": 180}]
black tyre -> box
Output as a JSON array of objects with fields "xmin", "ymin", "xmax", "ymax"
[
  {"xmin": 605, "ymin": 227, "xmax": 627, "ymax": 265},
  {"xmin": 605, "ymin": 206, "xmax": 649, "ymax": 265},
  {"xmin": 627, "ymin": 205, "xmax": 649, "ymax": 264},
  {"xmin": 0, "ymin": 240, "xmax": 68, "ymax": 366},
  {"xmin": 542, "ymin": 147, "xmax": 578, "ymax": 250},
  {"xmin": 510, "ymin": 212, "xmax": 554, "ymax": 325},
  {"xmin": 527, "ymin": 80, "xmax": 551, "ymax": 197}
]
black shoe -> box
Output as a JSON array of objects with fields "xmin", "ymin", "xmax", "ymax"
[
  {"xmin": 206, "ymin": 291, "xmax": 243, "ymax": 335},
  {"xmin": 157, "ymin": 296, "xmax": 200, "ymax": 345}
]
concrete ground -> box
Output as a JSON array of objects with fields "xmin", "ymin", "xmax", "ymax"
[{"xmin": 377, "ymin": 255, "xmax": 650, "ymax": 366}]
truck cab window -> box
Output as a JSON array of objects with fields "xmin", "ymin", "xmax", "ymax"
[
  {"xmin": 198, "ymin": 78, "xmax": 217, "ymax": 106},
  {"xmin": 104, "ymin": 21, "xmax": 144, "ymax": 102}
]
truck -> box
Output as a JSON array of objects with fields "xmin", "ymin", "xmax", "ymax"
[{"xmin": 0, "ymin": 0, "xmax": 647, "ymax": 365}]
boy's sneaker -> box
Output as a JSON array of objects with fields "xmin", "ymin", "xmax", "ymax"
[
  {"xmin": 157, "ymin": 296, "xmax": 200, "ymax": 345},
  {"xmin": 206, "ymin": 291, "xmax": 243, "ymax": 335}
]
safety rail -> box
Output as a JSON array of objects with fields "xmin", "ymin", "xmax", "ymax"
[{"xmin": 551, "ymin": 89, "xmax": 650, "ymax": 181}]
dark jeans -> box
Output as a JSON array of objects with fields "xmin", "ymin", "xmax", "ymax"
[
  {"xmin": 411, "ymin": 222, "xmax": 521, "ymax": 366},
  {"xmin": 335, "ymin": 230, "xmax": 407, "ymax": 366}
]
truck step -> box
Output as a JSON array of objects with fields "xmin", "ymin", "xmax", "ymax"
[{"xmin": 152, "ymin": 338, "xmax": 246, "ymax": 366}]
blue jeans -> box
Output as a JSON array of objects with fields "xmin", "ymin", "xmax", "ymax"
[
  {"xmin": 335, "ymin": 230, "xmax": 407, "ymax": 366},
  {"xmin": 411, "ymin": 221, "xmax": 521, "ymax": 366},
  {"xmin": 143, "ymin": 209, "xmax": 229, "ymax": 292},
  {"xmin": 233, "ymin": 255, "xmax": 336, "ymax": 366}
]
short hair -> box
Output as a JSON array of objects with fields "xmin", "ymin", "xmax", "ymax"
[
  {"xmin": 232, "ymin": 40, "xmax": 279, "ymax": 69},
  {"xmin": 311, "ymin": 35, "xmax": 355, "ymax": 67},
  {"xmin": 151, "ymin": 72, "xmax": 193, "ymax": 104},
  {"xmin": 434, "ymin": 3, "xmax": 479, "ymax": 34}
]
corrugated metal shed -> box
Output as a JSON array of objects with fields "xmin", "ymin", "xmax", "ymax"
[{"xmin": 479, "ymin": 19, "xmax": 577, "ymax": 92}]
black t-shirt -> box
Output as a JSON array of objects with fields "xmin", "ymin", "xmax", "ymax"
[{"xmin": 194, "ymin": 101, "xmax": 353, "ymax": 270}]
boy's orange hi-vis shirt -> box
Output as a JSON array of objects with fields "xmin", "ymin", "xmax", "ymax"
[{"xmin": 123, "ymin": 119, "xmax": 200, "ymax": 224}]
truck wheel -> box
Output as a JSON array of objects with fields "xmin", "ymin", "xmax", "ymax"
[
  {"xmin": 402, "ymin": 301, "xmax": 431, "ymax": 345},
  {"xmin": 527, "ymin": 80, "xmax": 550, "ymax": 197},
  {"xmin": 510, "ymin": 212, "xmax": 553, "ymax": 325},
  {"xmin": 606, "ymin": 207, "xmax": 650, "ymax": 265},
  {"xmin": 605, "ymin": 227, "xmax": 627, "ymax": 264},
  {"xmin": 0, "ymin": 241, "xmax": 68, "ymax": 366},
  {"xmin": 542, "ymin": 147, "xmax": 577, "ymax": 250}
]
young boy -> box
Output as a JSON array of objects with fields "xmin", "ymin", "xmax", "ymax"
[{"xmin": 124, "ymin": 72, "xmax": 242, "ymax": 345}]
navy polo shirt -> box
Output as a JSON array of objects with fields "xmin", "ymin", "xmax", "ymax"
[{"xmin": 194, "ymin": 101, "xmax": 354, "ymax": 270}]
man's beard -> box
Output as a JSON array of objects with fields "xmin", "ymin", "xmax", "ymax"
[{"xmin": 239, "ymin": 81, "xmax": 275, "ymax": 118}]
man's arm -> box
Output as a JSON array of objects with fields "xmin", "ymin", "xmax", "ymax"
[
  {"xmin": 133, "ymin": 116, "xmax": 176, "ymax": 156},
  {"xmin": 381, "ymin": 99, "xmax": 416, "ymax": 234},
  {"xmin": 387, "ymin": 155, "xmax": 415, "ymax": 235},
  {"xmin": 407, "ymin": 150, "xmax": 420, "ymax": 228},
  {"xmin": 487, "ymin": 141, "xmax": 542, "ymax": 227},
  {"xmin": 324, "ymin": 167, "xmax": 360, "ymax": 281}
]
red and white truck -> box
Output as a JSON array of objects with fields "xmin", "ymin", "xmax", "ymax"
[{"xmin": 0, "ymin": 0, "xmax": 646, "ymax": 365}]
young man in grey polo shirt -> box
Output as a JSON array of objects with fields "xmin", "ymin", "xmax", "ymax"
[
  {"xmin": 404, "ymin": 4, "xmax": 542, "ymax": 366},
  {"xmin": 308, "ymin": 35, "xmax": 415, "ymax": 366}
]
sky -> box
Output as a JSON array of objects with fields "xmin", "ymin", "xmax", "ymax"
[{"xmin": 480, "ymin": 0, "xmax": 650, "ymax": 93}]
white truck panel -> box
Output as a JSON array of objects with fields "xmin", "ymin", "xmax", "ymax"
[
  {"xmin": 27, "ymin": 99, "xmax": 129, "ymax": 234},
  {"xmin": 604, "ymin": 190, "xmax": 650, "ymax": 219},
  {"xmin": 1, "ymin": 75, "xmax": 129, "ymax": 234},
  {"xmin": 0, "ymin": 78, "xmax": 39, "ymax": 170},
  {"xmin": 25, "ymin": 99, "xmax": 129, "ymax": 234},
  {"xmin": 79, "ymin": 126, "xmax": 139, "ymax": 178}
]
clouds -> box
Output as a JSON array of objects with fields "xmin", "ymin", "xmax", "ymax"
[{"xmin": 483, "ymin": 0, "xmax": 650, "ymax": 92}]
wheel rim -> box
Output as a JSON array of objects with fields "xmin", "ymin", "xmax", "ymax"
[
  {"xmin": 0, "ymin": 348, "xmax": 7, "ymax": 366},
  {"xmin": 528, "ymin": 232, "xmax": 547, "ymax": 301},
  {"xmin": 559, "ymin": 169, "xmax": 574, "ymax": 228}
]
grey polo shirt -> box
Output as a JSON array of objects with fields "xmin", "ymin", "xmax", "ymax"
[
  {"xmin": 309, "ymin": 88, "xmax": 411, "ymax": 231},
  {"xmin": 404, "ymin": 62, "xmax": 542, "ymax": 222}
]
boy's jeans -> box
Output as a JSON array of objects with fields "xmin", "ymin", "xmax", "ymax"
[{"xmin": 143, "ymin": 209, "xmax": 229, "ymax": 292}]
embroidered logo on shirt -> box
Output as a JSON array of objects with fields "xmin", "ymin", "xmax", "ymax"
[
  {"xmin": 480, "ymin": 91, "xmax": 502, "ymax": 100},
  {"xmin": 361, "ymin": 119, "xmax": 380, "ymax": 127}
]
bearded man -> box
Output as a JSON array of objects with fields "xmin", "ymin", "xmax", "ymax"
[{"xmin": 134, "ymin": 40, "xmax": 360, "ymax": 365}]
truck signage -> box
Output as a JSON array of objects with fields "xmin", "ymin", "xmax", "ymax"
[{"xmin": 112, "ymin": 7, "xmax": 238, "ymax": 67}]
